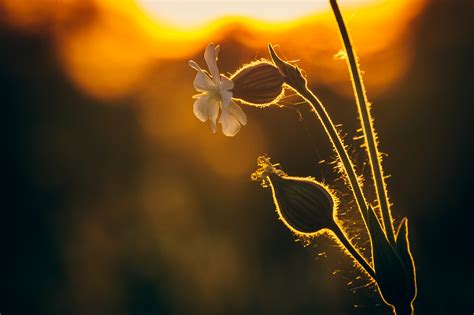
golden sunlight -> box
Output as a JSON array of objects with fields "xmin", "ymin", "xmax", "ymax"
[
  {"xmin": 1, "ymin": 0, "xmax": 425, "ymax": 100},
  {"xmin": 137, "ymin": 0, "xmax": 377, "ymax": 28}
]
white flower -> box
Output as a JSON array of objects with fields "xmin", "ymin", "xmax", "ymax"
[{"xmin": 189, "ymin": 43, "xmax": 247, "ymax": 137}]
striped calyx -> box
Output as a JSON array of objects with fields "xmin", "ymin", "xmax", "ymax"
[
  {"xmin": 268, "ymin": 174, "xmax": 336, "ymax": 234},
  {"xmin": 231, "ymin": 61, "xmax": 284, "ymax": 107}
]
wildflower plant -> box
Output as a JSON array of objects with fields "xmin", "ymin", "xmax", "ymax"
[{"xmin": 189, "ymin": 1, "xmax": 417, "ymax": 314}]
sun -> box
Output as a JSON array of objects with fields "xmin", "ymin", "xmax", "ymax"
[{"xmin": 137, "ymin": 0, "xmax": 378, "ymax": 29}]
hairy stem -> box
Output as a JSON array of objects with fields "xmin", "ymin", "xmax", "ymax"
[
  {"xmin": 329, "ymin": 0, "xmax": 395, "ymax": 244},
  {"xmin": 269, "ymin": 43, "xmax": 375, "ymax": 270},
  {"xmin": 296, "ymin": 85, "xmax": 369, "ymax": 226},
  {"xmin": 331, "ymin": 222, "xmax": 375, "ymax": 279}
]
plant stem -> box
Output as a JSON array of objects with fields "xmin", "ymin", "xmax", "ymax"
[
  {"xmin": 395, "ymin": 304, "xmax": 414, "ymax": 315},
  {"xmin": 268, "ymin": 44, "xmax": 375, "ymax": 266},
  {"xmin": 329, "ymin": 0, "xmax": 395, "ymax": 244},
  {"xmin": 296, "ymin": 85, "xmax": 369, "ymax": 226},
  {"xmin": 331, "ymin": 222, "xmax": 375, "ymax": 279}
]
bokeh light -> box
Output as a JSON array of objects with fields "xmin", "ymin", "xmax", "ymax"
[{"xmin": 5, "ymin": 0, "xmax": 474, "ymax": 314}]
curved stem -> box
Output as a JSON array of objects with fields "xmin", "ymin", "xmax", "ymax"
[
  {"xmin": 268, "ymin": 43, "xmax": 374, "ymax": 266},
  {"xmin": 331, "ymin": 221, "xmax": 375, "ymax": 280},
  {"xmin": 329, "ymin": 0, "xmax": 395, "ymax": 244},
  {"xmin": 296, "ymin": 86, "xmax": 369, "ymax": 226}
]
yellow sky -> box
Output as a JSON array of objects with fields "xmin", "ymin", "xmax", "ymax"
[{"xmin": 137, "ymin": 0, "xmax": 376, "ymax": 28}]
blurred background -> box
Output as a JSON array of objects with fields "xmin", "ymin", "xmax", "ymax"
[{"xmin": 3, "ymin": 0, "xmax": 474, "ymax": 314}]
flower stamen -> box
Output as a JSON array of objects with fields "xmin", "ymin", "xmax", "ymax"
[{"xmin": 251, "ymin": 155, "xmax": 286, "ymax": 187}]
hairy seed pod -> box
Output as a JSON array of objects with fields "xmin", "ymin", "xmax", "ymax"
[
  {"xmin": 268, "ymin": 174, "xmax": 336, "ymax": 234},
  {"xmin": 251, "ymin": 156, "xmax": 337, "ymax": 235},
  {"xmin": 231, "ymin": 61, "xmax": 285, "ymax": 107}
]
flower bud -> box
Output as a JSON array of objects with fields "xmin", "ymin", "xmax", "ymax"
[
  {"xmin": 251, "ymin": 156, "xmax": 337, "ymax": 235},
  {"xmin": 231, "ymin": 61, "xmax": 285, "ymax": 107}
]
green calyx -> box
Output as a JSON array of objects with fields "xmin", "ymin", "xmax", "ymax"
[{"xmin": 367, "ymin": 206, "xmax": 416, "ymax": 314}]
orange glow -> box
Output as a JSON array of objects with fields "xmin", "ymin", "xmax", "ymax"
[
  {"xmin": 137, "ymin": 0, "xmax": 378, "ymax": 29},
  {"xmin": 4, "ymin": 1, "xmax": 435, "ymax": 312},
  {"xmin": 1, "ymin": 0, "xmax": 426, "ymax": 180},
  {"xmin": 1, "ymin": 0, "xmax": 425, "ymax": 100}
]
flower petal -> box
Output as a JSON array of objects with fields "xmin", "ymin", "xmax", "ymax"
[
  {"xmin": 189, "ymin": 60, "xmax": 214, "ymax": 91},
  {"xmin": 193, "ymin": 71, "xmax": 214, "ymax": 92},
  {"xmin": 227, "ymin": 101, "xmax": 247, "ymax": 125},
  {"xmin": 193, "ymin": 94, "xmax": 220, "ymax": 133},
  {"xmin": 204, "ymin": 43, "xmax": 220, "ymax": 85},
  {"xmin": 193, "ymin": 94, "xmax": 210, "ymax": 122},
  {"xmin": 208, "ymin": 96, "xmax": 219, "ymax": 133},
  {"xmin": 219, "ymin": 75, "xmax": 234, "ymax": 90},
  {"xmin": 219, "ymin": 106, "xmax": 242, "ymax": 137},
  {"xmin": 220, "ymin": 89, "xmax": 233, "ymax": 109},
  {"xmin": 189, "ymin": 60, "xmax": 206, "ymax": 73}
]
